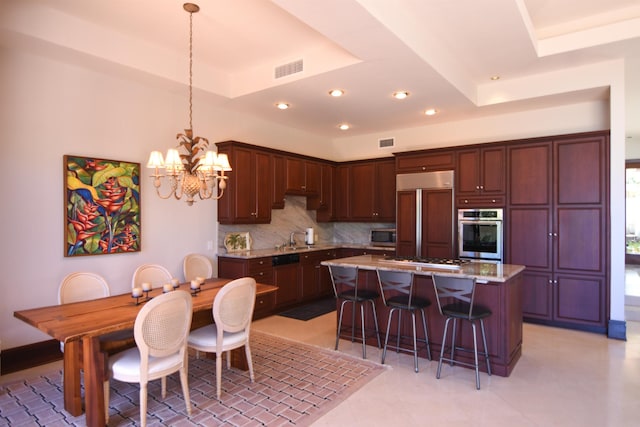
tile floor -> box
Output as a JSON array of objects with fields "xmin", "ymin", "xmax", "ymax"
[
  {"xmin": 251, "ymin": 313, "xmax": 640, "ymax": 427},
  {"xmin": 2, "ymin": 313, "xmax": 640, "ymax": 426}
]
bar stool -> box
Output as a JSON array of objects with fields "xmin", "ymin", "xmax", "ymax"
[
  {"xmin": 376, "ymin": 270, "xmax": 432, "ymax": 373},
  {"xmin": 329, "ymin": 265, "xmax": 381, "ymax": 359},
  {"xmin": 432, "ymin": 274, "xmax": 492, "ymax": 390}
]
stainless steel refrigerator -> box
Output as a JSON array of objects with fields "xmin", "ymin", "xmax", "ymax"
[{"xmin": 396, "ymin": 170, "xmax": 455, "ymax": 258}]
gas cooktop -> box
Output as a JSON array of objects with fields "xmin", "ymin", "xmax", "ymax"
[{"xmin": 381, "ymin": 256, "xmax": 472, "ymax": 270}]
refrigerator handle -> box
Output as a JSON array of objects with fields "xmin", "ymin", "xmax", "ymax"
[{"xmin": 416, "ymin": 189, "xmax": 422, "ymax": 256}]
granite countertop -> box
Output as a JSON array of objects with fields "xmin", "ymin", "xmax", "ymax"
[
  {"xmin": 218, "ymin": 244, "xmax": 395, "ymax": 259},
  {"xmin": 321, "ymin": 254, "xmax": 525, "ymax": 283}
]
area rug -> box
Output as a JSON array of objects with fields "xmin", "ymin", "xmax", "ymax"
[
  {"xmin": 277, "ymin": 297, "xmax": 337, "ymax": 321},
  {"xmin": 0, "ymin": 331, "xmax": 385, "ymax": 426}
]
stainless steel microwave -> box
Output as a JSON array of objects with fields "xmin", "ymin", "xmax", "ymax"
[{"xmin": 370, "ymin": 228, "xmax": 396, "ymax": 247}]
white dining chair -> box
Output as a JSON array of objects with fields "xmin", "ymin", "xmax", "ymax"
[
  {"xmin": 187, "ymin": 277, "xmax": 256, "ymax": 399},
  {"xmin": 131, "ymin": 263, "xmax": 172, "ymax": 289},
  {"xmin": 106, "ymin": 290, "xmax": 193, "ymax": 427},
  {"xmin": 183, "ymin": 253, "xmax": 213, "ymax": 282},
  {"xmin": 58, "ymin": 272, "xmax": 111, "ymax": 353}
]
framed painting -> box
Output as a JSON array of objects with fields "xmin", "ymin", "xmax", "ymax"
[{"xmin": 64, "ymin": 155, "xmax": 141, "ymax": 256}]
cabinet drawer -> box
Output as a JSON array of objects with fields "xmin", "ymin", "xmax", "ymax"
[
  {"xmin": 248, "ymin": 257, "xmax": 271, "ymax": 272},
  {"xmin": 457, "ymin": 196, "xmax": 505, "ymax": 207}
]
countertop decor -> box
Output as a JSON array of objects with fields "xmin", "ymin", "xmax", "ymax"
[{"xmin": 224, "ymin": 232, "xmax": 252, "ymax": 252}]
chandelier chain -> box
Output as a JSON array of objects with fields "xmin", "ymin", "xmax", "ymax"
[{"xmin": 188, "ymin": 9, "xmax": 194, "ymax": 131}]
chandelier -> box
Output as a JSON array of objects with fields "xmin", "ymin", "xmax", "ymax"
[{"xmin": 147, "ymin": 2, "xmax": 231, "ymax": 206}]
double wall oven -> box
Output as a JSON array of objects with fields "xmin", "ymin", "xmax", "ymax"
[{"xmin": 458, "ymin": 208, "xmax": 503, "ymax": 262}]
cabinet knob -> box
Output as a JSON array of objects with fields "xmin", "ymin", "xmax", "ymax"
[
  {"xmin": 422, "ymin": 166, "xmax": 426, "ymax": 171},
  {"xmin": 476, "ymin": 185, "xmax": 480, "ymax": 190},
  {"xmin": 480, "ymin": 185, "xmax": 484, "ymax": 190},
  {"xmin": 464, "ymin": 199, "xmax": 469, "ymax": 204},
  {"xmin": 301, "ymin": 185, "xmax": 306, "ymax": 190},
  {"xmin": 492, "ymin": 199, "xmax": 496, "ymax": 203}
]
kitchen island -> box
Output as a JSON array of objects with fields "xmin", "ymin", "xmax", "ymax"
[{"xmin": 322, "ymin": 255, "xmax": 525, "ymax": 377}]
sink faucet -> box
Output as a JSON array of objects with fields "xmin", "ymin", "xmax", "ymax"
[{"xmin": 289, "ymin": 231, "xmax": 305, "ymax": 247}]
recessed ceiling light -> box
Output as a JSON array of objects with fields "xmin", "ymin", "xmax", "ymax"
[
  {"xmin": 329, "ymin": 89, "xmax": 344, "ymax": 97},
  {"xmin": 393, "ymin": 91, "xmax": 410, "ymax": 100},
  {"xmin": 424, "ymin": 108, "xmax": 438, "ymax": 116},
  {"xmin": 339, "ymin": 123, "xmax": 350, "ymax": 130},
  {"xmin": 275, "ymin": 102, "xmax": 290, "ymax": 110},
  {"xmin": 490, "ymin": 76, "xmax": 500, "ymax": 81}
]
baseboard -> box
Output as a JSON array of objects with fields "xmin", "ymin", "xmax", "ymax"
[
  {"xmin": 607, "ymin": 319, "xmax": 627, "ymax": 341},
  {"xmin": 1, "ymin": 339, "xmax": 62, "ymax": 375}
]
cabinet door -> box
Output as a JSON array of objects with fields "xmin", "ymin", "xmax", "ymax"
[
  {"xmin": 272, "ymin": 154, "xmax": 286, "ymax": 209},
  {"xmin": 333, "ymin": 165, "xmax": 350, "ymax": 220},
  {"xmin": 521, "ymin": 270, "xmax": 553, "ymax": 320},
  {"xmin": 228, "ymin": 147, "xmax": 256, "ymax": 223},
  {"xmin": 396, "ymin": 190, "xmax": 417, "ymax": 257},
  {"xmin": 555, "ymin": 136, "xmax": 606, "ymax": 205},
  {"xmin": 375, "ymin": 159, "xmax": 396, "ymax": 221},
  {"xmin": 421, "ymin": 189, "xmax": 453, "ymax": 258},
  {"xmin": 349, "ymin": 163, "xmax": 376, "ymax": 220},
  {"xmin": 305, "ymin": 161, "xmax": 321, "ymax": 195},
  {"xmin": 556, "ymin": 207, "xmax": 604, "ymax": 273},
  {"xmin": 274, "ymin": 264, "xmax": 299, "ymax": 308},
  {"xmin": 254, "ymin": 151, "xmax": 272, "ymax": 222},
  {"xmin": 285, "ymin": 157, "xmax": 305, "ymax": 194},
  {"xmin": 481, "ymin": 146, "xmax": 505, "ymax": 194},
  {"xmin": 554, "ymin": 273, "xmax": 606, "ymax": 327},
  {"xmin": 456, "ymin": 149, "xmax": 480, "ymax": 195},
  {"xmin": 508, "ymin": 142, "xmax": 551, "ymax": 206},
  {"xmin": 507, "ymin": 207, "xmax": 552, "ymax": 269}
]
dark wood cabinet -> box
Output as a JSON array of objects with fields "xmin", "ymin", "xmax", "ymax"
[
  {"xmin": 273, "ymin": 263, "xmax": 299, "ymax": 308},
  {"xmin": 299, "ymin": 249, "xmax": 336, "ymax": 301},
  {"xmin": 506, "ymin": 132, "xmax": 609, "ymax": 332},
  {"xmin": 333, "ymin": 165, "xmax": 350, "ymax": 220},
  {"xmin": 311, "ymin": 163, "xmax": 334, "ymax": 221},
  {"xmin": 456, "ymin": 146, "xmax": 505, "ymax": 206},
  {"xmin": 395, "ymin": 149, "xmax": 456, "ymax": 173},
  {"xmin": 272, "ymin": 154, "xmax": 286, "ymax": 209},
  {"xmin": 216, "ymin": 142, "xmax": 272, "ymax": 224},
  {"xmin": 285, "ymin": 157, "xmax": 320, "ymax": 196},
  {"xmin": 348, "ymin": 159, "xmax": 395, "ymax": 222}
]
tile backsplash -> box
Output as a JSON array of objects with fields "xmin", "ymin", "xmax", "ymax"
[{"xmin": 218, "ymin": 196, "xmax": 394, "ymax": 250}]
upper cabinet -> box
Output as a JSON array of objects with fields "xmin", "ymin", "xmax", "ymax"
[
  {"xmin": 216, "ymin": 141, "xmax": 272, "ymax": 224},
  {"xmin": 456, "ymin": 145, "xmax": 505, "ymax": 206},
  {"xmin": 395, "ymin": 149, "xmax": 456, "ymax": 173},
  {"xmin": 312, "ymin": 163, "xmax": 334, "ymax": 222},
  {"xmin": 349, "ymin": 158, "xmax": 396, "ymax": 222},
  {"xmin": 285, "ymin": 157, "xmax": 320, "ymax": 196},
  {"xmin": 271, "ymin": 154, "xmax": 286, "ymax": 209}
]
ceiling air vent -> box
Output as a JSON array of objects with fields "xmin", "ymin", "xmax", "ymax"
[
  {"xmin": 379, "ymin": 137, "xmax": 395, "ymax": 149},
  {"xmin": 275, "ymin": 59, "xmax": 304, "ymax": 79}
]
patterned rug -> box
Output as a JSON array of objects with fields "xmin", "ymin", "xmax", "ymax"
[{"xmin": 0, "ymin": 331, "xmax": 385, "ymax": 426}]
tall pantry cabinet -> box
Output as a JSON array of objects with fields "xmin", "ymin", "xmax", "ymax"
[{"xmin": 506, "ymin": 132, "xmax": 609, "ymax": 332}]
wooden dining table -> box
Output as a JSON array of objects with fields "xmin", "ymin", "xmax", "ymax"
[{"xmin": 14, "ymin": 278, "xmax": 278, "ymax": 427}]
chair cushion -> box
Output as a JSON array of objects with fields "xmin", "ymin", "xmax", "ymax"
[
  {"xmin": 387, "ymin": 295, "xmax": 430, "ymax": 310},
  {"xmin": 337, "ymin": 289, "xmax": 379, "ymax": 302},
  {"xmin": 109, "ymin": 347, "xmax": 183, "ymax": 383},
  {"xmin": 442, "ymin": 302, "xmax": 492, "ymax": 320},
  {"xmin": 188, "ymin": 324, "xmax": 248, "ymax": 352}
]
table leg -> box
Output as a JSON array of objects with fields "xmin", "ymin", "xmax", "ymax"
[
  {"xmin": 83, "ymin": 335, "xmax": 107, "ymax": 427},
  {"xmin": 62, "ymin": 340, "xmax": 83, "ymax": 416}
]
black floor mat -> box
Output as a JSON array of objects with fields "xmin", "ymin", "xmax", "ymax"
[{"xmin": 278, "ymin": 297, "xmax": 336, "ymax": 321}]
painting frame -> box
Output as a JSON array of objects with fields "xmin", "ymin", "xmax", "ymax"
[{"xmin": 64, "ymin": 155, "xmax": 141, "ymax": 257}]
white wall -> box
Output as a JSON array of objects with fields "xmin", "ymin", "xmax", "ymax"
[{"xmin": 0, "ymin": 46, "xmax": 325, "ymax": 349}]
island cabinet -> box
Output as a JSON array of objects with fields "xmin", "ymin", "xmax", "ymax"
[
  {"xmin": 395, "ymin": 149, "xmax": 456, "ymax": 173},
  {"xmin": 506, "ymin": 132, "xmax": 609, "ymax": 332},
  {"xmin": 456, "ymin": 145, "xmax": 505, "ymax": 207},
  {"xmin": 285, "ymin": 157, "xmax": 320, "ymax": 196},
  {"xmin": 216, "ymin": 142, "xmax": 272, "ymax": 224},
  {"xmin": 348, "ymin": 158, "xmax": 396, "ymax": 222}
]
